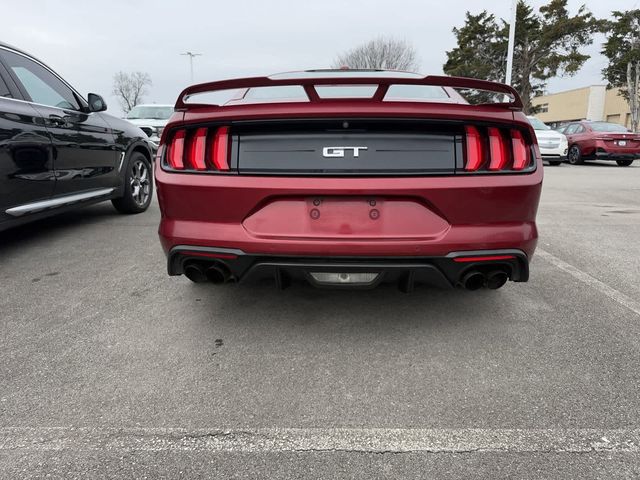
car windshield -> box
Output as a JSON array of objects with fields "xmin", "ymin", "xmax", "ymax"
[
  {"xmin": 126, "ymin": 106, "xmax": 173, "ymax": 120},
  {"xmin": 589, "ymin": 122, "xmax": 630, "ymax": 132},
  {"xmin": 528, "ymin": 117, "xmax": 550, "ymax": 130}
]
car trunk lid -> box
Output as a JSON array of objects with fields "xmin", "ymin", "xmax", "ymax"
[
  {"xmin": 232, "ymin": 121, "xmax": 460, "ymax": 175},
  {"xmin": 595, "ymin": 133, "xmax": 640, "ymax": 148}
]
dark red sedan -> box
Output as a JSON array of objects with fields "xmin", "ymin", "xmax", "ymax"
[
  {"xmin": 155, "ymin": 71, "xmax": 542, "ymax": 291},
  {"xmin": 560, "ymin": 120, "xmax": 640, "ymax": 166}
]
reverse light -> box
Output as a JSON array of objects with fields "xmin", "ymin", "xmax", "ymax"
[{"xmin": 309, "ymin": 272, "xmax": 379, "ymax": 285}]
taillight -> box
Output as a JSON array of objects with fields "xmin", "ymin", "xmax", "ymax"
[
  {"xmin": 464, "ymin": 126, "xmax": 484, "ymax": 171},
  {"xmin": 511, "ymin": 129, "xmax": 530, "ymax": 170},
  {"xmin": 165, "ymin": 126, "xmax": 231, "ymax": 172},
  {"xmin": 212, "ymin": 126, "xmax": 230, "ymax": 171},
  {"xmin": 487, "ymin": 128, "xmax": 509, "ymax": 171},
  {"xmin": 167, "ymin": 130, "xmax": 185, "ymax": 169},
  {"xmin": 463, "ymin": 125, "xmax": 533, "ymax": 173},
  {"xmin": 189, "ymin": 128, "xmax": 208, "ymax": 170}
]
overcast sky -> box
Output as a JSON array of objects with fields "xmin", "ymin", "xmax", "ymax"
[{"xmin": 3, "ymin": 0, "xmax": 639, "ymax": 116}]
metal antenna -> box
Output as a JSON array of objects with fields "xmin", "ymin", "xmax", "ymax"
[{"xmin": 181, "ymin": 52, "xmax": 202, "ymax": 83}]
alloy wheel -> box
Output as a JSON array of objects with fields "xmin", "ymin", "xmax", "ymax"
[
  {"xmin": 130, "ymin": 159, "xmax": 151, "ymax": 206},
  {"xmin": 568, "ymin": 146, "xmax": 581, "ymax": 165}
]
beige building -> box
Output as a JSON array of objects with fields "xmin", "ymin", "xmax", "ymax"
[{"xmin": 532, "ymin": 86, "xmax": 632, "ymax": 128}]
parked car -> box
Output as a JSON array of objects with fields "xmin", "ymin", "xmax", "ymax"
[
  {"xmin": 155, "ymin": 70, "xmax": 542, "ymax": 291},
  {"xmin": 562, "ymin": 120, "xmax": 640, "ymax": 166},
  {"xmin": 125, "ymin": 104, "xmax": 173, "ymax": 150},
  {"xmin": 0, "ymin": 42, "xmax": 153, "ymax": 232},
  {"xmin": 527, "ymin": 116, "xmax": 567, "ymax": 166}
]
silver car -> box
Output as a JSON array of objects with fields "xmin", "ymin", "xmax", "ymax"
[{"xmin": 126, "ymin": 104, "xmax": 174, "ymax": 150}]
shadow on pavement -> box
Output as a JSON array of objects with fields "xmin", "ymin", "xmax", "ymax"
[
  {"xmin": 568, "ymin": 161, "xmax": 638, "ymax": 168},
  {"xmin": 0, "ymin": 203, "xmax": 123, "ymax": 250},
  {"xmin": 185, "ymin": 277, "xmax": 510, "ymax": 334}
]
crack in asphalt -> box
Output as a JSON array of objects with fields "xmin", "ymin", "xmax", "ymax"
[{"xmin": 1, "ymin": 428, "xmax": 639, "ymax": 454}]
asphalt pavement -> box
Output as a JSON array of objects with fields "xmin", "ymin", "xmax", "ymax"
[{"xmin": 1, "ymin": 162, "xmax": 640, "ymax": 478}]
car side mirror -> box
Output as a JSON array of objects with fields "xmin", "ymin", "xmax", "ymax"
[{"xmin": 87, "ymin": 93, "xmax": 107, "ymax": 112}]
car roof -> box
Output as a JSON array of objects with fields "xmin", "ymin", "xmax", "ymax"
[
  {"xmin": 0, "ymin": 41, "xmax": 49, "ymax": 68},
  {"xmin": 0, "ymin": 41, "xmax": 89, "ymax": 108}
]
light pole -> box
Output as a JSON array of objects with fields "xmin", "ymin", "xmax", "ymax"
[
  {"xmin": 505, "ymin": 0, "xmax": 517, "ymax": 86},
  {"xmin": 181, "ymin": 52, "xmax": 202, "ymax": 83}
]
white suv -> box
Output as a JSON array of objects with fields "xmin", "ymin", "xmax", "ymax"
[
  {"xmin": 126, "ymin": 104, "xmax": 174, "ymax": 150},
  {"xmin": 527, "ymin": 116, "xmax": 568, "ymax": 166}
]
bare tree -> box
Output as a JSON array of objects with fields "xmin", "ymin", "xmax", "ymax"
[
  {"xmin": 112, "ymin": 71, "xmax": 152, "ymax": 113},
  {"xmin": 333, "ymin": 37, "xmax": 418, "ymax": 71}
]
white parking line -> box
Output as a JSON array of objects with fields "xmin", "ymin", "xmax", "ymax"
[
  {"xmin": 1, "ymin": 427, "xmax": 639, "ymax": 453},
  {"xmin": 537, "ymin": 248, "xmax": 640, "ymax": 317}
]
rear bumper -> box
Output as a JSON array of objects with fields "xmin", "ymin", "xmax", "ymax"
[
  {"xmin": 595, "ymin": 151, "xmax": 639, "ymax": 160},
  {"xmin": 541, "ymin": 154, "xmax": 566, "ymax": 161},
  {"xmin": 156, "ymin": 166, "xmax": 542, "ymax": 257},
  {"xmin": 539, "ymin": 146, "xmax": 567, "ymax": 157},
  {"xmin": 159, "ymin": 218, "xmax": 539, "ymax": 259},
  {"xmin": 167, "ymin": 245, "xmax": 529, "ymax": 290}
]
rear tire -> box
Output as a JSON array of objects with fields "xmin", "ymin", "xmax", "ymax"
[
  {"xmin": 616, "ymin": 159, "xmax": 634, "ymax": 167},
  {"xmin": 567, "ymin": 145, "xmax": 583, "ymax": 165},
  {"xmin": 112, "ymin": 151, "xmax": 153, "ymax": 214}
]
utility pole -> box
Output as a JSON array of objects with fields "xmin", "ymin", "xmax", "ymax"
[
  {"xmin": 505, "ymin": 0, "xmax": 517, "ymax": 86},
  {"xmin": 181, "ymin": 52, "xmax": 202, "ymax": 83}
]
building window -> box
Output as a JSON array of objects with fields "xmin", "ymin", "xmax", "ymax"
[{"xmin": 538, "ymin": 103, "xmax": 549, "ymax": 113}]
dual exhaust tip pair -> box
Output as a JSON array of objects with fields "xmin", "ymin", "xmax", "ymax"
[
  {"xmin": 184, "ymin": 262, "xmax": 232, "ymax": 284},
  {"xmin": 461, "ymin": 270, "xmax": 509, "ymax": 290}
]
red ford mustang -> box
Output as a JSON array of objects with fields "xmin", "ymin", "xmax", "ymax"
[{"xmin": 155, "ymin": 70, "xmax": 542, "ymax": 291}]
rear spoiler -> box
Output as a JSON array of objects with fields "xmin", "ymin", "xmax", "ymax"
[{"xmin": 175, "ymin": 75, "xmax": 523, "ymax": 111}]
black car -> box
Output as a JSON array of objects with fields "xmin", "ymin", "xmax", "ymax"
[{"xmin": 0, "ymin": 43, "xmax": 153, "ymax": 232}]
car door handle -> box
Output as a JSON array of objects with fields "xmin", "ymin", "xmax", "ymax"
[{"xmin": 48, "ymin": 115, "xmax": 68, "ymax": 127}]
